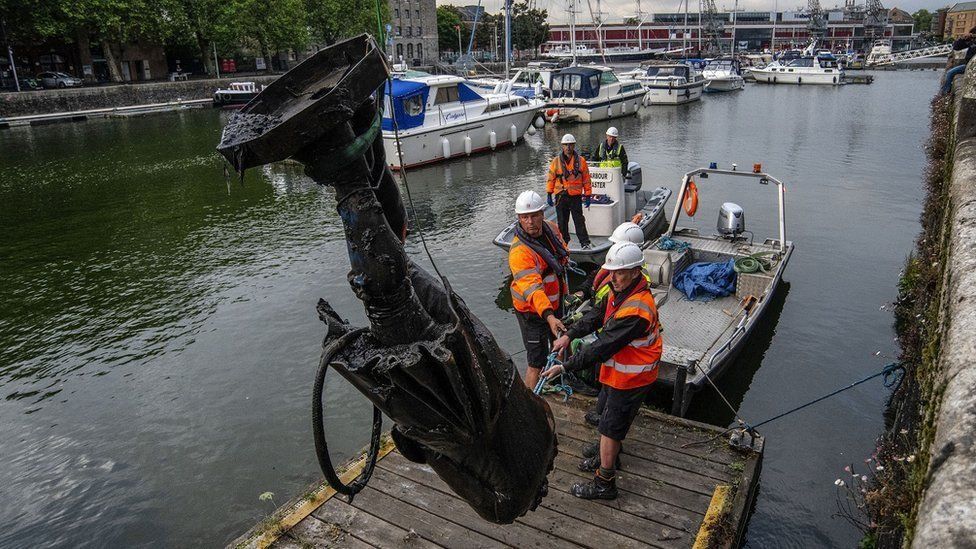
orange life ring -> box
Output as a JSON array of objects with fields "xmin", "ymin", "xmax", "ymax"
[{"xmin": 683, "ymin": 180, "xmax": 699, "ymax": 217}]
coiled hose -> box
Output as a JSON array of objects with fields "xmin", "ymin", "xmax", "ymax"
[
  {"xmin": 312, "ymin": 327, "xmax": 382, "ymax": 500},
  {"xmin": 734, "ymin": 251, "xmax": 779, "ymax": 274}
]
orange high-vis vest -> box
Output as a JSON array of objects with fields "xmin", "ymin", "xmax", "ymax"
[
  {"xmin": 599, "ymin": 284, "xmax": 662, "ymax": 390},
  {"xmin": 546, "ymin": 153, "xmax": 592, "ymax": 197},
  {"xmin": 509, "ymin": 223, "xmax": 567, "ymax": 317}
]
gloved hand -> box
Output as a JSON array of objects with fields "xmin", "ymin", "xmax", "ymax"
[
  {"xmin": 547, "ymin": 193, "xmax": 554, "ymax": 207},
  {"xmin": 583, "ymin": 196, "xmax": 591, "ymax": 209}
]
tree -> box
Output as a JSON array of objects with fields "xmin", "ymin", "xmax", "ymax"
[
  {"xmin": 230, "ymin": 0, "xmax": 309, "ymax": 71},
  {"xmin": 511, "ymin": 0, "xmax": 548, "ymax": 54},
  {"xmin": 306, "ymin": 0, "xmax": 388, "ymax": 47},
  {"xmin": 473, "ymin": 12, "xmax": 501, "ymax": 57},
  {"xmin": 912, "ymin": 9, "xmax": 933, "ymax": 35},
  {"xmin": 437, "ymin": 5, "xmax": 462, "ymax": 54}
]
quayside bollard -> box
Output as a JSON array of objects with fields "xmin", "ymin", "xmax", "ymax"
[{"xmin": 215, "ymin": 34, "xmax": 556, "ymax": 524}]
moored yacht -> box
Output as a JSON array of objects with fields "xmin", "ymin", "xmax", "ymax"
[
  {"xmin": 467, "ymin": 61, "xmax": 559, "ymax": 99},
  {"xmin": 382, "ymin": 74, "xmax": 542, "ymax": 170},
  {"xmin": 750, "ymin": 52, "xmax": 844, "ymax": 85},
  {"xmin": 543, "ymin": 66, "xmax": 647, "ymax": 123},
  {"xmin": 623, "ymin": 63, "xmax": 705, "ymax": 105},
  {"xmin": 702, "ymin": 57, "xmax": 745, "ymax": 92}
]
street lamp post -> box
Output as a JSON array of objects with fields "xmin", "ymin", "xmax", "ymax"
[{"xmin": 456, "ymin": 25, "xmax": 462, "ymax": 55}]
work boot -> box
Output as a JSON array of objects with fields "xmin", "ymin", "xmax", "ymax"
[
  {"xmin": 584, "ymin": 409, "xmax": 601, "ymax": 427},
  {"xmin": 571, "ymin": 471, "xmax": 618, "ymax": 500},
  {"xmin": 582, "ymin": 440, "xmax": 623, "ymax": 459},
  {"xmin": 577, "ymin": 453, "xmax": 621, "ymax": 472},
  {"xmin": 581, "ymin": 242, "xmax": 592, "ymax": 250},
  {"xmin": 565, "ymin": 373, "xmax": 599, "ymax": 397}
]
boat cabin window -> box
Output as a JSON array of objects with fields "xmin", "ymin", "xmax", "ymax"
[
  {"xmin": 645, "ymin": 66, "xmax": 688, "ymax": 78},
  {"xmin": 402, "ymin": 94, "xmax": 424, "ymax": 116},
  {"xmin": 516, "ymin": 71, "xmax": 541, "ymax": 84},
  {"xmin": 599, "ymin": 71, "xmax": 618, "ymax": 84},
  {"xmin": 551, "ymin": 73, "xmax": 583, "ymax": 92},
  {"xmin": 787, "ymin": 58, "xmax": 814, "ymax": 68},
  {"xmin": 589, "ymin": 74, "xmax": 600, "ymax": 93},
  {"xmin": 433, "ymin": 85, "xmax": 460, "ymax": 104}
]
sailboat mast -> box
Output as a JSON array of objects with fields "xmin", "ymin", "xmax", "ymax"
[
  {"xmin": 731, "ymin": 0, "xmax": 738, "ymax": 55},
  {"xmin": 570, "ymin": 0, "xmax": 577, "ymax": 65},
  {"xmin": 505, "ymin": 0, "xmax": 512, "ymax": 78},
  {"xmin": 682, "ymin": 0, "xmax": 688, "ymax": 55},
  {"xmin": 771, "ymin": 0, "xmax": 777, "ymax": 53}
]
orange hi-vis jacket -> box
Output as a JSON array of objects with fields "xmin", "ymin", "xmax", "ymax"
[
  {"xmin": 599, "ymin": 283, "xmax": 662, "ymax": 390},
  {"xmin": 509, "ymin": 222, "xmax": 567, "ymax": 317},
  {"xmin": 546, "ymin": 152, "xmax": 592, "ymax": 197}
]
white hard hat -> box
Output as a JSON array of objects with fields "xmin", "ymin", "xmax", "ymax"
[
  {"xmin": 603, "ymin": 242, "xmax": 645, "ymax": 271},
  {"xmin": 560, "ymin": 133, "xmax": 577, "ymax": 145},
  {"xmin": 606, "ymin": 126, "xmax": 619, "ymax": 137},
  {"xmin": 515, "ymin": 190, "xmax": 547, "ymax": 215},
  {"xmin": 608, "ymin": 222, "xmax": 644, "ymax": 245}
]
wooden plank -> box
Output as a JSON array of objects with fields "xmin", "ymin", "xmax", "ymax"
[
  {"xmin": 726, "ymin": 439, "xmax": 764, "ymax": 549},
  {"xmin": 312, "ymin": 498, "xmax": 444, "ymax": 548},
  {"xmin": 552, "ymin": 451, "xmax": 712, "ymax": 514},
  {"xmin": 549, "ymin": 403, "xmax": 734, "ymax": 464},
  {"xmin": 286, "ymin": 516, "xmax": 376, "ymax": 549},
  {"xmin": 558, "ymin": 431, "xmax": 724, "ymax": 496},
  {"xmin": 535, "ymin": 475, "xmax": 692, "ymax": 549},
  {"xmin": 380, "ymin": 453, "xmax": 651, "ymax": 549},
  {"xmin": 692, "ymin": 486, "xmax": 732, "ymax": 549},
  {"xmin": 555, "ymin": 394, "xmax": 729, "ymax": 441},
  {"xmin": 553, "ymin": 415, "xmax": 735, "ymax": 479},
  {"xmin": 372, "ymin": 459, "xmax": 579, "ymax": 548},
  {"xmin": 344, "ymin": 484, "xmax": 507, "ymax": 549},
  {"xmin": 546, "ymin": 468, "xmax": 703, "ymax": 536}
]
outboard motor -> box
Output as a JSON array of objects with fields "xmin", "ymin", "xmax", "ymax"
[
  {"xmin": 717, "ymin": 202, "xmax": 745, "ymax": 238},
  {"xmin": 624, "ymin": 161, "xmax": 642, "ymax": 192}
]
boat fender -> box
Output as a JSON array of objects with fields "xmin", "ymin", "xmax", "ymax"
[
  {"xmin": 464, "ymin": 136, "xmax": 472, "ymax": 156},
  {"xmin": 533, "ymin": 115, "xmax": 546, "ymax": 129},
  {"xmin": 441, "ymin": 138, "xmax": 451, "ymax": 159},
  {"xmin": 797, "ymin": 77, "xmax": 802, "ymax": 85},
  {"xmin": 683, "ymin": 180, "xmax": 699, "ymax": 217},
  {"xmin": 607, "ymin": 105, "xmax": 612, "ymax": 117},
  {"xmin": 510, "ymin": 124, "xmax": 518, "ymax": 145},
  {"xmin": 489, "ymin": 130, "xmax": 497, "ymax": 150},
  {"xmin": 621, "ymin": 101, "xmax": 626, "ymax": 114},
  {"xmin": 527, "ymin": 125, "xmax": 537, "ymax": 136},
  {"xmin": 773, "ymin": 76, "xmax": 777, "ymax": 83},
  {"xmin": 833, "ymin": 76, "xmax": 837, "ymax": 84}
]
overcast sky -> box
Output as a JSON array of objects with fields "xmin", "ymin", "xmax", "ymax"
[{"xmin": 437, "ymin": 0, "xmax": 950, "ymax": 23}]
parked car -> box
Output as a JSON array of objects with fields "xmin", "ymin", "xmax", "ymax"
[{"xmin": 37, "ymin": 72, "xmax": 83, "ymax": 89}]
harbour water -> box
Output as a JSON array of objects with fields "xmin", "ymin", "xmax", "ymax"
[{"xmin": 0, "ymin": 70, "xmax": 939, "ymax": 547}]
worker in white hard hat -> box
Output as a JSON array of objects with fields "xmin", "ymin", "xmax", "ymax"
[
  {"xmin": 543, "ymin": 241, "xmax": 662, "ymax": 500},
  {"xmin": 509, "ymin": 190, "xmax": 570, "ymax": 389},
  {"xmin": 592, "ymin": 126, "xmax": 629, "ymax": 180},
  {"xmin": 546, "ymin": 133, "xmax": 593, "ymax": 249}
]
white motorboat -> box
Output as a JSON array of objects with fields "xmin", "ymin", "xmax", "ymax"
[
  {"xmin": 750, "ymin": 50, "xmax": 844, "ymax": 85},
  {"xmin": 565, "ymin": 166, "xmax": 793, "ymax": 416},
  {"xmin": 467, "ymin": 62, "xmax": 559, "ymax": 99},
  {"xmin": 623, "ymin": 63, "xmax": 704, "ymax": 105},
  {"xmin": 702, "ymin": 58, "xmax": 745, "ymax": 92},
  {"xmin": 493, "ymin": 165, "xmax": 672, "ymax": 265},
  {"xmin": 212, "ymin": 82, "xmax": 265, "ymax": 108},
  {"xmin": 543, "ymin": 66, "xmax": 647, "ymax": 123},
  {"xmin": 382, "ymin": 74, "xmax": 543, "ymax": 170}
]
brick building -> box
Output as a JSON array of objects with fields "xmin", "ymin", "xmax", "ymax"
[
  {"xmin": 388, "ymin": 0, "xmax": 439, "ymax": 65},
  {"xmin": 946, "ymin": 2, "xmax": 976, "ymax": 39}
]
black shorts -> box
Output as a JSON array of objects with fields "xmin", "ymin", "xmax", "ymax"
[
  {"xmin": 516, "ymin": 311, "xmax": 553, "ymax": 369},
  {"xmin": 598, "ymin": 384, "xmax": 653, "ymax": 441}
]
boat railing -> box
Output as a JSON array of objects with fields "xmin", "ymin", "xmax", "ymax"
[{"xmin": 665, "ymin": 167, "xmax": 787, "ymax": 254}]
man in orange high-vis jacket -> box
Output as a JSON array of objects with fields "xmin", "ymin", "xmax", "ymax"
[
  {"xmin": 510, "ymin": 190, "xmax": 570, "ymax": 390},
  {"xmin": 544, "ymin": 241, "xmax": 661, "ymax": 500},
  {"xmin": 546, "ymin": 133, "xmax": 592, "ymax": 249}
]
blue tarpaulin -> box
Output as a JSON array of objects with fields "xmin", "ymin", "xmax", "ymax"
[
  {"xmin": 672, "ymin": 259, "xmax": 737, "ymax": 301},
  {"xmin": 382, "ymin": 79, "xmax": 429, "ymax": 131}
]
